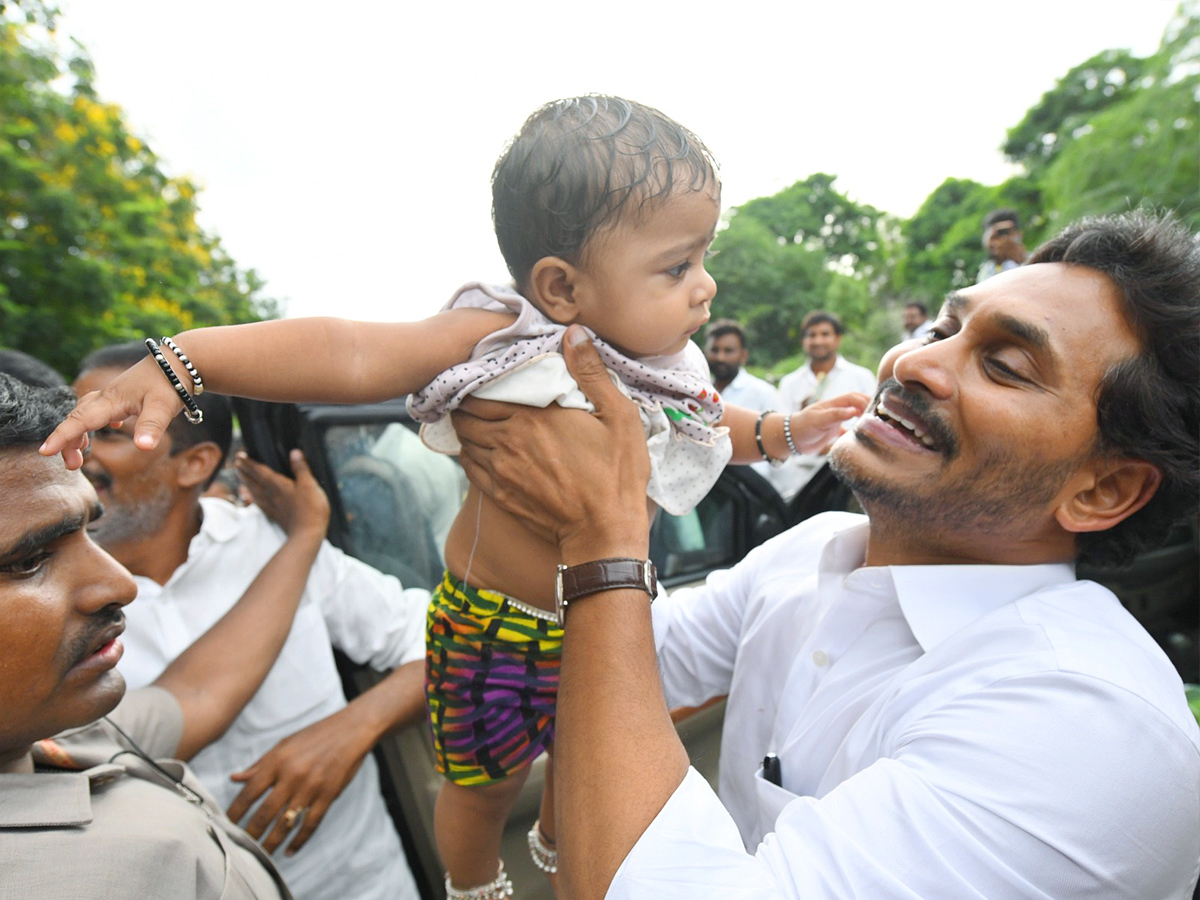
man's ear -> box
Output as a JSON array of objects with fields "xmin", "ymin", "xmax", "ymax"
[
  {"xmin": 1055, "ymin": 458, "xmax": 1162, "ymax": 534},
  {"xmin": 174, "ymin": 442, "xmax": 224, "ymax": 491},
  {"xmin": 528, "ymin": 256, "xmax": 582, "ymax": 325}
]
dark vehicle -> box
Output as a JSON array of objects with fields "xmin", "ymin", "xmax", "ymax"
[{"xmin": 234, "ymin": 397, "xmax": 1198, "ymax": 900}]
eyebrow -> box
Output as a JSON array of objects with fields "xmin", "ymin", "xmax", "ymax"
[
  {"xmin": 941, "ymin": 291, "xmax": 1061, "ymax": 376},
  {"xmin": 657, "ymin": 231, "xmax": 717, "ymax": 263},
  {"xmin": 0, "ymin": 502, "xmax": 104, "ymax": 566}
]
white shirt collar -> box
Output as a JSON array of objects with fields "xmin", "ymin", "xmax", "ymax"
[{"xmin": 816, "ymin": 520, "xmax": 1077, "ymax": 652}]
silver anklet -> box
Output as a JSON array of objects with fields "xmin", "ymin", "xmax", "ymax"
[
  {"xmin": 527, "ymin": 818, "xmax": 558, "ymax": 874},
  {"xmin": 445, "ymin": 862, "xmax": 513, "ymax": 900}
]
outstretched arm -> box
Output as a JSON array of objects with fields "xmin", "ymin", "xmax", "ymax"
[
  {"xmin": 720, "ymin": 395, "xmax": 869, "ymax": 466},
  {"xmin": 152, "ymin": 450, "xmax": 329, "ymax": 761},
  {"xmin": 453, "ymin": 325, "xmax": 686, "ymax": 900},
  {"xmin": 41, "ymin": 308, "xmax": 513, "ymax": 468},
  {"xmin": 225, "ymin": 658, "xmax": 425, "ymax": 855}
]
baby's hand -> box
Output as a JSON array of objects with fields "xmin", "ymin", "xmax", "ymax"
[
  {"xmin": 40, "ymin": 355, "xmax": 186, "ymax": 469},
  {"xmin": 789, "ymin": 391, "xmax": 871, "ymax": 455}
]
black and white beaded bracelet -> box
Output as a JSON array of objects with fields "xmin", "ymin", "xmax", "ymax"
[
  {"xmin": 144, "ymin": 338, "xmax": 204, "ymax": 424},
  {"xmin": 160, "ymin": 336, "xmax": 204, "ymax": 396}
]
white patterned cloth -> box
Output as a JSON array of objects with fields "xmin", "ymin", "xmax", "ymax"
[{"xmin": 408, "ymin": 283, "xmax": 731, "ymax": 516}]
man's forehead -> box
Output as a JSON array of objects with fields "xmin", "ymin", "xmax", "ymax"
[{"xmin": 0, "ymin": 452, "xmax": 97, "ymax": 545}]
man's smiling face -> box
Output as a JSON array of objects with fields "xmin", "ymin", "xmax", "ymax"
[
  {"xmin": 0, "ymin": 451, "xmax": 136, "ymax": 770},
  {"xmin": 829, "ymin": 262, "xmax": 1142, "ymax": 560}
]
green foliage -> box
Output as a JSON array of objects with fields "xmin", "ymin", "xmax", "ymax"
[
  {"xmin": 1041, "ymin": 75, "xmax": 1199, "ymax": 229},
  {"xmin": 0, "ymin": 10, "xmax": 276, "ymax": 376},
  {"xmin": 709, "ymin": 174, "xmax": 898, "ymax": 370},
  {"xmin": 895, "ymin": 175, "xmax": 1044, "ymax": 305},
  {"xmin": 1038, "ymin": 5, "xmax": 1200, "ymax": 229},
  {"xmin": 1003, "ymin": 49, "xmax": 1148, "ymax": 174}
]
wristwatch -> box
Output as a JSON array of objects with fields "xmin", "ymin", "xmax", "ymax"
[{"xmin": 555, "ymin": 557, "xmax": 657, "ymax": 626}]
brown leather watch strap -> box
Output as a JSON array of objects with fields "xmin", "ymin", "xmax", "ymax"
[{"xmin": 555, "ymin": 558, "xmax": 657, "ymax": 626}]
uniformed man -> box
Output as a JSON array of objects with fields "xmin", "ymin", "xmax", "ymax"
[{"xmin": 0, "ymin": 374, "xmax": 331, "ymax": 899}]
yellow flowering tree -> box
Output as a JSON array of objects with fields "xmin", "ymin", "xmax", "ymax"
[{"xmin": 0, "ymin": 5, "xmax": 277, "ymax": 376}]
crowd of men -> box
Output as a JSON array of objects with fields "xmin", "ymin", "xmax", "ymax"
[{"xmin": 1, "ymin": 209, "xmax": 1197, "ymax": 900}]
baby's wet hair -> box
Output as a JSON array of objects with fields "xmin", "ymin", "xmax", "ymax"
[{"xmin": 492, "ymin": 95, "xmax": 719, "ymax": 292}]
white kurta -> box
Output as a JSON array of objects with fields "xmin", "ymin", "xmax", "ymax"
[
  {"xmin": 119, "ymin": 498, "xmax": 428, "ymax": 900},
  {"xmin": 610, "ymin": 512, "xmax": 1200, "ymax": 899}
]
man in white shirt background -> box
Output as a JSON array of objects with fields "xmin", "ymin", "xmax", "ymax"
[
  {"xmin": 451, "ymin": 211, "xmax": 1200, "ymax": 900},
  {"xmin": 773, "ymin": 311, "xmax": 878, "ymax": 499},
  {"xmin": 901, "ymin": 301, "xmax": 933, "ymax": 341},
  {"xmin": 703, "ymin": 319, "xmax": 780, "ymax": 412},
  {"xmin": 73, "ymin": 343, "xmax": 428, "ymax": 900}
]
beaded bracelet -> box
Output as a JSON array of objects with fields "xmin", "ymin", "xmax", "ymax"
[
  {"xmin": 160, "ymin": 337, "xmax": 204, "ymax": 396},
  {"xmin": 144, "ymin": 338, "xmax": 204, "ymax": 424},
  {"xmin": 782, "ymin": 413, "xmax": 801, "ymax": 457},
  {"xmin": 754, "ymin": 412, "xmax": 784, "ymax": 466}
]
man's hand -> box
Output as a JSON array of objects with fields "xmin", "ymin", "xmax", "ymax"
[
  {"xmin": 452, "ymin": 324, "xmax": 652, "ymax": 562},
  {"xmin": 235, "ymin": 450, "xmax": 330, "ymax": 539},
  {"xmin": 226, "ymin": 710, "xmax": 370, "ymax": 856}
]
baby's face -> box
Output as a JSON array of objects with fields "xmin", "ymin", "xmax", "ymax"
[{"xmin": 569, "ymin": 186, "xmax": 720, "ymax": 359}]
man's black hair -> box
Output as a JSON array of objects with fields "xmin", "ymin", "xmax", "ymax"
[
  {"xmin": 77, "ymin": 340, "xmax": 233, "ymax": 483},
  {"xmin": 983, "ymin": 208, "xmax": 1020, "ymax": 230},
  {"xmin": 801, "ymin": 310, "xmax": 845, "ymax": 337},
  {"xmin": 492, "ymin": 94, "xmax": 719, "ymax": 293},
  {"xmin": 1028, "ymin": 210, "xmax": 1199, "ymax": 566},
  {"xmin": 903, "ymin": 301, "xmax": 928, "ymax": 316},
  {"xmin": 705, "ymin": 318, "xmax": 747, "ymax": 348},
  {"xmin": 0, "ymin": 349, "xmax": 67, "ymax": 389},
  {"xmin": 0, "ymin": 373, "xmax": 76, "ymax": 453}
]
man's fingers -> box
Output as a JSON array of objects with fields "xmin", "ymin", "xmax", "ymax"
[
  {"xmin": 284, "ymin": 799, "xmax": 330, "ymax": 855},
  {"xmin": 561, "ymin": 325, "xmax": 623, "ymax": 414},
  {"xmin": 452, "ymin": 397, "xmax": 515, "ymax": 451},
  {"xmin": 287, "ymin": 448, "xmax": 312, "ymax": 479},
  {"xmin": 226, "ymin": 770, "xmax": 268, "ymax": 824},
  {"xmin": 242, "ymin": 779, "xmax": 290, "ymax": 839}
]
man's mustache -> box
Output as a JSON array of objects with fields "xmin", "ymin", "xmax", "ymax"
[
  {"xmin": 872, "ymin": 378, "xmax": 960, "ymax": 458},
  {"xmin": 64, "ymin": 606, "xmax": 125, "ymax": 670}
]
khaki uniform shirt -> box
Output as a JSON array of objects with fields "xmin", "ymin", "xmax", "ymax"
[{"xmin": 0, "ymin": 688, "xmax": 291, "ymax": 900}]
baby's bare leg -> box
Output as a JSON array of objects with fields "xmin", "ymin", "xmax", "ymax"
[
  {"xmin": 533, "ymin": 750, "xmax": 560, "ymax": 896},
  {"xmin": 436, "ymin": 767, "xmax": 531, "ymax": 890}
]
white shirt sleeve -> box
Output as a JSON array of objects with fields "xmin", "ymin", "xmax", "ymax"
[
  {"xmin": 307, "ymin": 540, "xmax": 429, "ymax": 670},
  {"xmin": 610, "ymin": 672, "xmax": 1200, "ymax": 900},
  {"xmin": 652, "ymin": 547, "xmax": 764, "ymax": 710}
]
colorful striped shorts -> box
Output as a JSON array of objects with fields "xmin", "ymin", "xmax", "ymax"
[{"xmin": 425, "ymin": 571, "xmax": 563, "ymax": 786}]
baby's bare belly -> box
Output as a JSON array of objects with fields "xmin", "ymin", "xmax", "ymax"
[{"xmin": 443, "ymin": 485, "xmax": 561, "ymax": 610}]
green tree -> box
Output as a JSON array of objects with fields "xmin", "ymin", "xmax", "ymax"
[
  {"xmin": 0, "ymin": 7, "xmax": 276, "ymax": 375},
  {"xmin": 1038, "ymin": 5, "xmax": 1200, "ymax": 228},
  {"xmin": 893, "ymin": 176, "xmax": 1044, "ymax": 305},
  {"xmin": 1002, "ymin": 48, "xmax": 1148, "ymax": 175},
  {"xmin": 708, "ymin": 174, "xmax": 897, "ymax": 370}
]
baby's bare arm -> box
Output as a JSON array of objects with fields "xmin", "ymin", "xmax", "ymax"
[
  {"xmin": 42, "ymin": 308, "xmax": 514, "ymax": 467},
  {"xmin": 721, "ymin": 395, "xmax": 869, "ymax": 465}
]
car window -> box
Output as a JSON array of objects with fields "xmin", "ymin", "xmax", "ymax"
[{"xmin": 322, "ymin": 421, "xmax": 467, "ymax": 592}]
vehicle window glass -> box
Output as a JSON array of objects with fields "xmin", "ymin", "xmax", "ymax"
[
  {"xmin": 651, "ymin": 490, "xmax": 737, "ymax": 580},
  {"xmin": 323, "ymin": 422, "xmax": 467, "ymax": 591}
]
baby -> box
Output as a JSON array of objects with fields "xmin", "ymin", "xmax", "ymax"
[{"xmin": 44, "ymin": 95, "xmax": 869, "ymax": 899}]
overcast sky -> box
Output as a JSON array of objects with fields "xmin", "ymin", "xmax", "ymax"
[{"xmin": 55, "ymin": 1, "xmax": 1178, "ymax": 322}]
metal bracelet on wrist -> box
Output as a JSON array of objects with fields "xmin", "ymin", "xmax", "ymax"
[
  {"xmin": 782, "ymin": 413, "xmax": 800, "ymax": 457},
  {"xmin": 144, "ymin": 338, "xmax": 204, "ymax": 424}
]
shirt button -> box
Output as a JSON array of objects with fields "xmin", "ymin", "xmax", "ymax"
[{"xmin": 812, "ymin": 650, "xmax": 829, "ymax": 667}]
